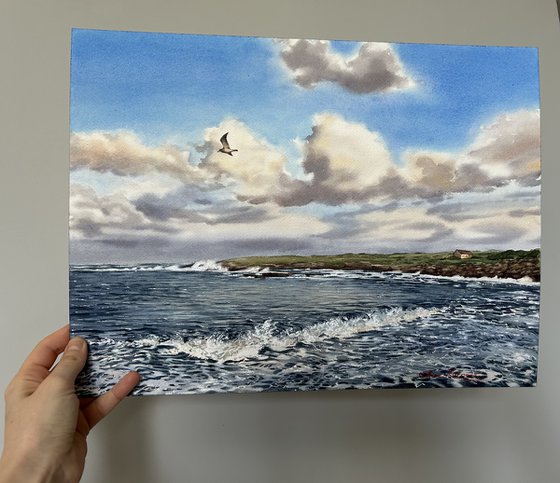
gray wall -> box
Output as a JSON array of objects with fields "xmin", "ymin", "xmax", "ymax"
[{"xmin": 1, "ymin": 1, "xmax": 559, "ymax": 482}]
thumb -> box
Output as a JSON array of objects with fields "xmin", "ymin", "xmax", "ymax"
[{"xmin": 49, "ymin": 337, "xmax": 88, "ymax": 384}]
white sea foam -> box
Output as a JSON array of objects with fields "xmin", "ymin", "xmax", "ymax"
[
  {"xmin": 260, "ymin": 268, "xmax": 539, "ymax": 286},
  {"xmin": 156, "ymin": 306, "xmax": 441, "ymax": 363},
  {"xmin": 186, "ymin": 260, "xmax": 228, "ymax": 272},
  {"xmin": 385, "ymin": 271, "xmax": 539, "ymax": 287},
  {"xmin": 242, "ymin": 266, "xmax": 269, "ymax": 274},
  {"xmin": 449, "ymin": 274, "xmax": 538, "ymax": 286},
  {"xmin": 161, "ymin": 320, "xmax": 277, "ymax": 361},
  {"xmin": 132, "ymin": 335, "xmax": 161, "ymax": 348},
  {"xmin": 72, "ymin": 260, "xmax": 229, "ymax": 273},
  {"xmin": 70, "ymin": 264, "xmax": 539, "ymax": 286}
]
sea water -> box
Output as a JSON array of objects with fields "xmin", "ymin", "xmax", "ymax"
[{"xmin": 70, "ymin": 262, "xmax": 540, "ymax": 395}]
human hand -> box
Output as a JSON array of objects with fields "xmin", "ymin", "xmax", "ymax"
[{"xmin": 0, "ymin": 326, "xmax": 140, "ymax": 483}]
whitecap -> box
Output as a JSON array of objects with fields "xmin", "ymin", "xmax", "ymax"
[
  {"xmin": 185, "ymin": 260, "xmax": 228, "ymax": 272},
  {"xmin": 156, "ymin": 306, "xmax": 442, "ymax": 363}
]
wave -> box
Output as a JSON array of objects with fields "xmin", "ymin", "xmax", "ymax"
[
  {"xmin": 71, "ymin": 260, "xmax": 228, "ymax": 273},
  {"xmin": 70, "ymin": 263, "xmax": 538, "ymax": 286},
  {"xmin": 183, "ymin": 260, "xmax": 228, "ymax": 272},
  {"xmin": 70, "ymin": 260, "xmax": 275, "ymax": 275},
  {"xmin": 295, "ymin": 269, "xmax": 538, "ymax": 286},
  {"xmin": 397, "ymin": 271, "xmax": 539, "ymax": 287},
  {"xmin": 71, "ymin": 264, "xmax": 172, "ymax": 272},
  {"xmin": 101, "ymin": 306, "xmax": 441, "ymax": 363}
]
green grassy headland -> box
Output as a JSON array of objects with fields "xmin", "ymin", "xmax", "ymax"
[{"xmin": 221, "ymin": 249, "xmax": 540, "ymax": 281}]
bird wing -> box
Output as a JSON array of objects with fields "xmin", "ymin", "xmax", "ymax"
[{"xmin": 219, "ymin": 132, "xmax": 230, "ymax": 149}]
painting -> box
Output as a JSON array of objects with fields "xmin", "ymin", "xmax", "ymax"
[{"xmin": 69, "ymin": 29, "xmax": 540, "ymax": 396}]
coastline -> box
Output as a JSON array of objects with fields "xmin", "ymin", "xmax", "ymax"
[{"xmin": 221, "ymin": 250, "xmax": 540, "ymax": 282}]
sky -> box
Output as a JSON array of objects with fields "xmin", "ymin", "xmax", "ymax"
[{"xmin": 69, "ymin": 29, "xmax": 541, "ymax": 264}]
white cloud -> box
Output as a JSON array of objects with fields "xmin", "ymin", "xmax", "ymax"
[
  {"xmin": 399, "ymin": 109, "xmax": 541, "ymax": 198},
  {"xmin": 306, "ymin": 113, "xmax": 393, "ymax": 188},
  {"xmin": 197, "ymin": 118, "xmax": 300, "ymax": 204},
  {"xmin": 401, "ymin": 150, "xmax": 494, "ymax": 198},
  {"xmin": 70, "ymin": 131, "xmax": 205, "ymax": 183},
  {"xmin": 69, "ymin": 108, "xmax": 540, "ymax": 260},
  {"xmin": 453, "ymin": 213, "xmax": 538, "ymax": 246},
  {"xmin": 175, "ymin": 206, "xmax": 329, "ymax": 242},
  {"xmin": 70, "ymin": 108, "xmax": 541, "ymax": 211},
  {"xmin": 69, "ymin": 183, "xmax": 156, "ymax": 239},
  {"xmin": 275, "ymin": 113, "xmax": 394, "ymax": 205},
  {"xmin": 354, "ymin": 206, "xmax": 451, "ymax": 245},
  {"xmin": 349, "ymin": 199, "xmax": 539, "ymax": 251},
  {"xmin": 277, "ymin": 39, "xmax": 415, "ymax": 94},
  {"xmin": 465, "ymin": 109, "xmax": 540, "ymax": 183},
  {"xmin": 274, "ymin": 109, "xmax": 540, "ymax": 207},
  {"xmin": 69, "ymin": 181, "xmax": 330, "ymax": 260},
  {"xmin": 71, "ymin": 168, "xmax": 186, "ymax": 200}
]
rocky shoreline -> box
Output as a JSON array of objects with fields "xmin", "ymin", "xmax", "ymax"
[
  {"xmin": 225, "ymin": 259, "xmax": 540, "ymax": 282},
  {"xmin": 395, "ymin": 260, "xmax": 540, "ymax": 282}
]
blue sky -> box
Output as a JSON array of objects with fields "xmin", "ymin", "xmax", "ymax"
[
  {"xmin": 69, "ymin": 29, "xmax": 541, "ymax": 263},
  {"xmin": 71, "ymin": 30, "xmax": 539, "ymax": 158}
]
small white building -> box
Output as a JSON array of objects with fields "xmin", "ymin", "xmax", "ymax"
[{"xmin": 453, "ymin": 249, "xmax": 473, "ymax": 259}]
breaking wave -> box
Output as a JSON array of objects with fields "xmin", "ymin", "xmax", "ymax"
[
  {"xmin": 70, "ymin": 263, "xmax": 538, "ymax": 286},
  {"xmin": 71, "ymin": 260, "xmax": 228, "ymax": 273},
  {"xmin": 184, "ymin": 260, "xmax": 228, "ymax": 272},
  {"xmin": 91, "ymin": 306, "xmax": 442, "ymax": 363},
  {"xmin": 398, "ymin": 272, "xmax": 539, "ymax": 287}
]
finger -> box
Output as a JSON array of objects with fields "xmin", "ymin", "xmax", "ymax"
[
  {"xmin": 48, "ymin": 337, "xmax": 88, "ymax": 387},
  {"xmin": 14, "ymin": 325, "xmax": 70, "ymax": 396},
  {"xmin": 79, "ymin": 397, "xmax": 95, "ymax": 409},
  {"xmin": 82, "ymin": 371, "xmax": 140, "ymax": 429}
]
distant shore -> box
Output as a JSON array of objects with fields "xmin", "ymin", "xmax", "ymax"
[{"xmin": 221, "ymin": 250, "xmax": 540, "ymax": 282}]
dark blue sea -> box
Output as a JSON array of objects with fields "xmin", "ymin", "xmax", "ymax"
[{"xmin": 69, "ymin": 262, "xmax": 540, "ymax": 396}]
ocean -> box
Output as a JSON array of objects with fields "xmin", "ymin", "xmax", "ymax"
[{"xmin": 70, "ymin": 261, "xmax": 540, "ymax": 396}]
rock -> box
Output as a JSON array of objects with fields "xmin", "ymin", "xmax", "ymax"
[{"xmin": 243, "ymin": 271, "xmax": 292, "ymax": 278}]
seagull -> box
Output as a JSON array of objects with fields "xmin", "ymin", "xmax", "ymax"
[{"xmin": 218, "ymin": 132, "xmax": 238, "ymax": 156}]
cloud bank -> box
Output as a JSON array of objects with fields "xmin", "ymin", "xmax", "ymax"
[
  {"xmin": 69, "ymin": 108, "xmax": 540, "ymax": 261},
  {"xmin": 71, "ymin": 108, "xmax": 540, "ymax": 211}
]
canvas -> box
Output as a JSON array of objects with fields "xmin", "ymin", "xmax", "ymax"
[{"xmin": 69, "ymin": 29, "xmax": 540, "ymax": 396}]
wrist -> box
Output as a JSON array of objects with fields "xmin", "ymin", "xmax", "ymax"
[{"xmin": 0, "ymin": 450, "xmax": 56, "ymax": 483}]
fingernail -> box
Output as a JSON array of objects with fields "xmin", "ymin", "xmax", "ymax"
[{"xmin": 67, "ymin": 337, "xmax": 85, "ymax": 352}]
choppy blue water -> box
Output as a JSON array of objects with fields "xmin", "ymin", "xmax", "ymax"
[{"xmin": 70, "ymin": 262, "xmax": 540, "ymax": 396}]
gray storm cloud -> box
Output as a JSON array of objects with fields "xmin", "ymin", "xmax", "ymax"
[{"xmin": 277, "ymin": 39, "xmax": 415, "ymax": 94}]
